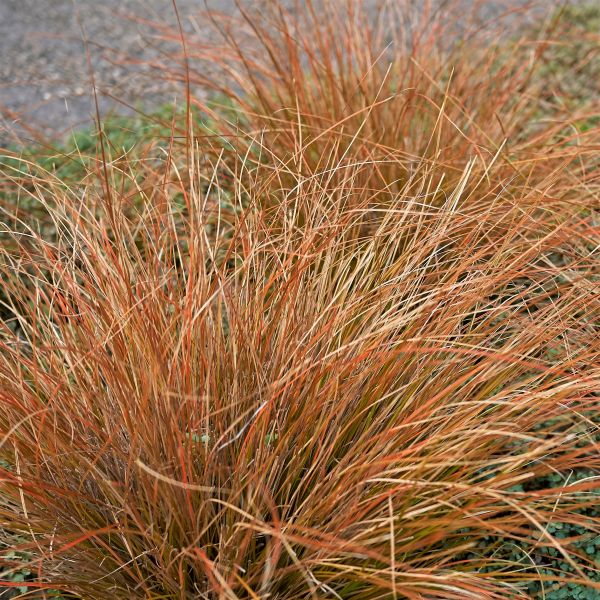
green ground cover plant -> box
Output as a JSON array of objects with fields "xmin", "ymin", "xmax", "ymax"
[{"xmin": 1, "ymin": 1, "xmax": 599, "ymax": 598}]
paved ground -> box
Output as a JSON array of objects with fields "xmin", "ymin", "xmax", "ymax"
[
  {"xmin": 0, "ymin": 0, "xmax": 547, "ymax": 147},
  {"xmin": 0, "ymin": 0, "xmax": 239, "ymax": 146}
]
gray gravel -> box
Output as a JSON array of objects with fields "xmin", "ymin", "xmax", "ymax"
[
  {"xmin": 0, "ymin": 0, "xmax": 548, "ymax": 147},
  {"xmin": 0, "ymin": 0, "xmax": 239, "ymax": 146}
]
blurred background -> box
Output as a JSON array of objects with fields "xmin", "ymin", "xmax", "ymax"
[{"xmin": 0, "ymin": 0, "xmax": 545, "ymax": 146}]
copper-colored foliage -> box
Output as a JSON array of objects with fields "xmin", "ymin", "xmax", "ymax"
[{"xmin": 1, "ymin": 2, "xmax": 599, "ymax": 598}]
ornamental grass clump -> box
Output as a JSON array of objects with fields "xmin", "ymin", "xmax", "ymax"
[{"xmin": 1, "ymin": 1, "xmax": 599, "ymax": 598}]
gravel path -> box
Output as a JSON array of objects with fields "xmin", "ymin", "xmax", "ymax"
[
  {"xmin": 0, "ymin": 0, "xmax": 546, "ymax": 147},
  {"xmin": 0, "ymin": 0, "xmax": 239, "ymax": 146}
]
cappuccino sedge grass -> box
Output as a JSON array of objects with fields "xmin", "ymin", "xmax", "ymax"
[{"xmin": 1, "ymin": 1, "xmax": 599, "ymax": 598}]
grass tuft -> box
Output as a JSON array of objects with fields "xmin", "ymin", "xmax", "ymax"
[{"xmin": 1, "ymin": 1, "xmax": 599, "ymax": 598}]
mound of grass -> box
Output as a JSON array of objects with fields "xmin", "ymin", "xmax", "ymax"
[{"xmin": 1, "ymin": 1, "xmax": 599, "ymax": 598}]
